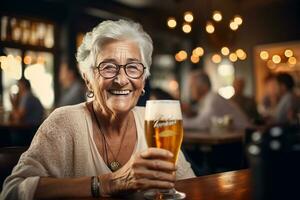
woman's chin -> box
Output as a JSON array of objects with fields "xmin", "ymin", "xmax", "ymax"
[
  {"xmin": 103, "ymin": 95, "xmax": 138, "ymax": 115},
  {"xmin": 108, "ymin": 104, "xmax": 133, "ymax": 115}
]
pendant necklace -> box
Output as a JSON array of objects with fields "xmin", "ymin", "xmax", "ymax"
[{"xmin": 91, "ymin": 104, "xmax": 129, "ymax": 172}]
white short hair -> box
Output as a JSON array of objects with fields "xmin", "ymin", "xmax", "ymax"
[{"xmin": 76, "ymin": 19, "xmax": 153, "ymax": 80}]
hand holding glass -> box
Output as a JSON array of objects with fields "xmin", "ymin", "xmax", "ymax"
[{"xmin": 144, "ymin": 100, "xmax": 186, "ymax": 200}]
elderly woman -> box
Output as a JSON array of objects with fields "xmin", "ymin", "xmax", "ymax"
[{"xmin": 1, "ymin": 20, "xmax": 195, "ymax": 199}]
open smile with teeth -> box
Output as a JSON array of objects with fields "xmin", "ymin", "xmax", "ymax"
[{"xmin": 109, "ymin": 90, "xmax": 131, "ymax": 95}]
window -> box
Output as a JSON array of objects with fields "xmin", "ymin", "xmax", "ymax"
[{"xmin": 0, "ymin": 15, "xmax": 56, "ymax": 111}]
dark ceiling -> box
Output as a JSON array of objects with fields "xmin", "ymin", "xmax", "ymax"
[
  {"xmin": 1, "ymin": 0, "xmax": 299, "ymax": 54},
  {"xmin": 2, "ymin": 0, "xmax": 295, "ymax": 31}
]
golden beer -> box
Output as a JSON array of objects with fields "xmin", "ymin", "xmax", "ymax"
[
  {"xmin": 145, "ymin": 120, "xmax": 183, "ymax": 163},
  {"xmin": 145, "ymin": 100, "xmax": 184, "ymax": 164}
]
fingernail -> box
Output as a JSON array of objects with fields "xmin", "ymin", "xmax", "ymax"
[
  {"xmin": 169, "ymin": 152, "xmax": 173, "ymax": 157},
  {"xmin": 141, "ymin": 151, "xmax": 147, "ymax": 157}
]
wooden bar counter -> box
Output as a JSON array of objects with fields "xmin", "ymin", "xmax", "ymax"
[{"xmin": 63, "ymin": 169, "xmax": 251, "ymax": 200}]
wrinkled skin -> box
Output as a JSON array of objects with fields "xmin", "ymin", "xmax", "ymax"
[{"xmin": 100, "ymin": 148, "xmax": 177, "ymax": 196}]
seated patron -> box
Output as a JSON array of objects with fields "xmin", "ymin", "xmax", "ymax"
[
  {"xmin": 258, "ymin": 74, "xmax": 280, "ymax": 122},
  {"xmin": 231, "ymin": 77, "xmax": 260, "ymax": 123},
  {"xmin": 57, "ymin": 62, "xmax": 86, "ymax": 107},
  {"xmin": 274, "ymin": 73, "xmax": 300, "ymax": 124},
  {"xmin": 1, "ymin": 19, "xmax": 195, "ymax": 200},
  {"xmin": 183, "ymin": 71, "xmax": 249, "ymax": 130},
  {"xmin": 9, "ymin": 78, "xmax": 44, "ymax": 125}
]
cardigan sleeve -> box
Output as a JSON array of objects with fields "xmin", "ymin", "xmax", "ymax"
[{"xmin": 1, "ymin": 109, "xmax": 74, "ymax": 200}]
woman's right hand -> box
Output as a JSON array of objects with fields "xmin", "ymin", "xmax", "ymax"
[{"xmin": 99, "ymin": 147, "xmax": 177, "ymax": 196}]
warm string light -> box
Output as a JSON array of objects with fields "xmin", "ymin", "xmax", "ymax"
[
  {"xmin": 272, "ymin": 55, "xmax": 281, "ymax": 64},
  {"xmin": 190, "ymin": 47, "xmax": 204, "ymax": 64},
  {"xmin": 193, "ymin": 47, "xmax": 204, "ymax": 57},
  {"xmin": 212, "ymin": 54, "xmax": 222, "ymax": 64},
  {"xmin": 207, "ymin": 12, "xmax": 243, "ymax": 33},
  {"xmin": 167, "ymin": 11, "xmax": 193, "ymax": 34},
  {"xmin": 284, "ymin": 49, "xmax": 293, "ymax": 57},
  {"xmin": 229, "ymin": 15, "xmax": 243, "ymax": 31},
  {"xmin": 167, "ymin": 11, "xmax": 243, "ymax": 35},
  {"xmin": 259, "ymin": 49, "xmax": 298, "ymax": 69},
  {"xmin": 236, "ymin": 49, "xmax": 247, "ymax": 60},
  {"xmin": 174, "ymin": 47, "xmax": 247, "ymax": 64},
  {"xmin": 234, "ymin": 15, "xmax": 243, "ymax": 25},
  {"xmin": 175, "ymin": 50, "xmax": 188, "ymax": 62},
  {"xmin": 288, "ymin": 57, "xmax": 297, "ymax": 65},
  {"xmin": 229, "ymin": 20, "xmax": 239, "ymax": 31},
  {"xmin": 182, "ymin": 23, "xmax": 192, "ymax": 33},
  {"xmin": 206, "ymin": 22, "xmax": 215, "ymax": 34},
  {"xmin": 229, "ymin": 53, "xmax": 238, "ymax": 62},
  {"xmin": 175, "ymin": 47, "xmax": 205, "ymax": 63},
  {"xmin": 190, "ymin": 55, "xmax": 200, "ymax": 63},
  {"xmin": 184, "ymin": 12, "xmax": 194, "ymax": 23},
  {"xmin": 212, "ymin": 11, "xmax": 222, "ymax": 22},
  {"xmin": 260, "ymin": 51, "xmax": 269, "ymax": 60},
  {"xmin": 167, "ymin": 17, "xmax": 177, "ymax": 29},
  {"xmin": 167, "ymin": 11, "xmax": 246, "ymax": 64},
  {"xmin": 221, "ymin": 47, "xmax": 230, "ymax": 56},
  {"xmin": 217, "ymin": 47, "xmax": 247, "ymax": 63}
]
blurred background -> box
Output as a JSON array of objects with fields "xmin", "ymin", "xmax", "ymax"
[
  {"xmin": 1, "ymin": 0, "xmax": 299, "ymax": 110},
  {"xmin": 0, "ymin": 0, "xmax": 300, "ymax": 177}
]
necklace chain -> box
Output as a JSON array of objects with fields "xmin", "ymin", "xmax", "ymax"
[{"xmin": 91, "ymin": 104, "xmax": 129, "ymax": 172}]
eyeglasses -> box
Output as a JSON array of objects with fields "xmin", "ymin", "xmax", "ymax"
[{"xmin": 96, "ymin": 62, "xmax": 145, "ymax": 79}]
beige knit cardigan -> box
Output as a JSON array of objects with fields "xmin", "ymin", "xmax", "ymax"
[{"xmin": 1, "ymin": 103, "xmax": 195, "ymax": 200}]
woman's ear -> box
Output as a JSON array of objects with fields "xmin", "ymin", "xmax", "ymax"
[{"xmin": 83, "ymin": 73, "xmax": 93, "ymax": 92}]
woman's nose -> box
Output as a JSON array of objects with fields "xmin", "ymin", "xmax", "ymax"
[{"xmin": 113, "ymin": 68, "xmax": 129, "ymax": 85}]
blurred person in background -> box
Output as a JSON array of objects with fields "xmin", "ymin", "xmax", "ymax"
[
  {"xmin": 231, "ymin": 77, "xmax": 260, "ymax": 124},
  {"xmin": 1, "ymin": 19, "xmax": 194, "ymax": 200},
  {"xmin": 57, "ymin": 62, "xmax": 86, "ymax": 107},
  {"xmin": 258, "ymin": 74, "xmax": 279, "ymax": 122},
  {"xmin": 9, "ymin": 78, "xmax": 44, "ymax": 125},
  {"xmin": 183, "ymin": 70, "xmax": 249, "ymax": 130},
  {"xmin": 274, "ymin": 73, "xmax": 300, "ymax": 124}
]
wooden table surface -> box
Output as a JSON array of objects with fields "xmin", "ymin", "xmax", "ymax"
[
  {"xmin": 176, "ymin": 169, "xmax": 250, "ymax": 200},
  {"xmin": 62, "ymin": 169, "xmax": 251, "ymax": 200}
]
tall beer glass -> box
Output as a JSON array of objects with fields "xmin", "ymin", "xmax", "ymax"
[{"xmin": 144, "ymin": 100, "xmax": 186, "ymax": 200}]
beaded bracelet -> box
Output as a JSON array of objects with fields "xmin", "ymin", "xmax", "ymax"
[{"xmin": 91, "ymin": 176, "xmax": 100, "ymax": 198}]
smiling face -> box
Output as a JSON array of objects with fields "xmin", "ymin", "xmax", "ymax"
[{"xmin": 85, "ymin": 40, "xmax": 145, "ymax": 116}]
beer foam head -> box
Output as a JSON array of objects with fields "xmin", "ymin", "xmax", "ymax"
[{"xmin": 145, "ymin": 100, "xmax": 182, "ymax": 120}]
